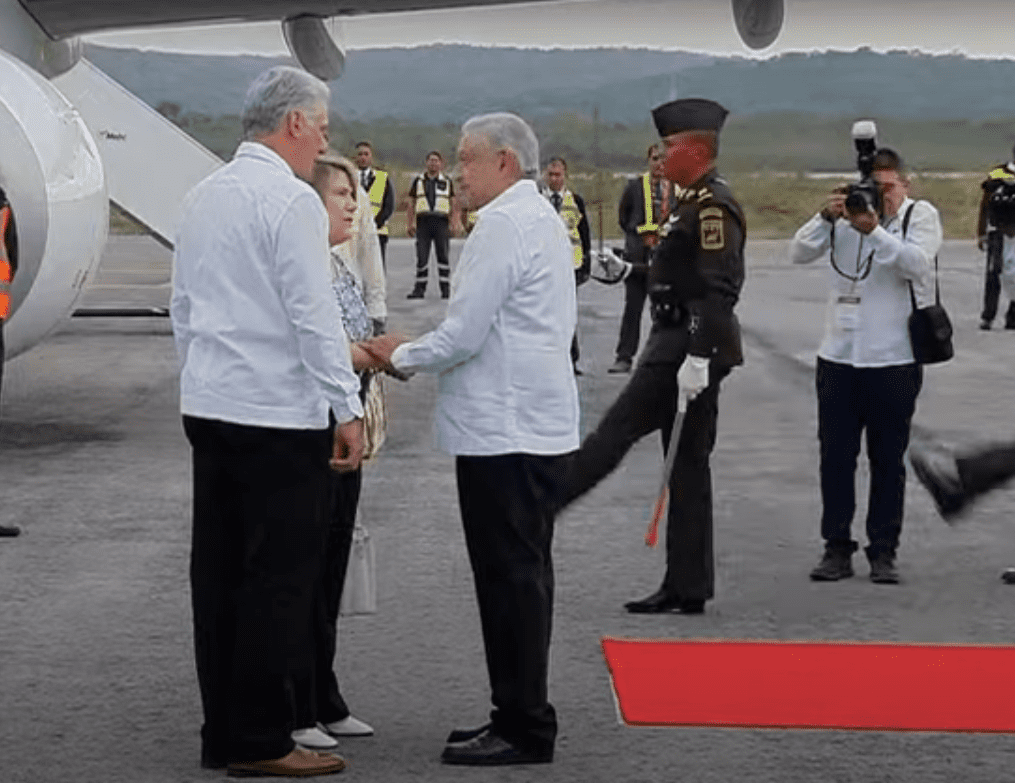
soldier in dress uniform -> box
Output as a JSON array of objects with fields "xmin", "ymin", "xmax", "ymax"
[{"xmin": 553, "ymin": 98, "xmax": 745, "ymax": 615}]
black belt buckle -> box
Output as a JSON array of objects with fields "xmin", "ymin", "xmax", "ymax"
[{"xmin": 649, "ymin": 287, "xmax": 684, "ymax": 326}]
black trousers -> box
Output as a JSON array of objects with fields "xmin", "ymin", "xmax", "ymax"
[
  {"xmin": 184, "ymin": 416, "xmax": 331, "ymax": 765},
  {"xmin": 557, "ymin": 361, "xmax": 726, "ymax": 602},
  {"xmin": 957, "ymin": 443, "xmax": 1015, "ymax": 500},
  {"xmin": 414, "ymin": 215, "xmax": 450, "ymax": 290},
  {"xmin": 378, "ymin": 234, "xmax": 389, "ymax": 270},
  {"xmin": 980, "ymin": 262, "xmax": 1015, "ymax": 325},
  {"xmin": 614, "ymin": 260, "xmax": 649, "ymax": 363},
  {"xmin": 293, "ymin": 467, "xmax": 361, "ymax": 729},
  {"xmin": 815, "ymin": 358, "xmax": 922, "ymax": 559},
  {"xmin": 456, "ymin": 453, "xmax": 569, "ymax": 756}
]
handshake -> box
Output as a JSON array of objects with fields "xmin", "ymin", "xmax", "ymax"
[{"xmin": 351, "ymin": 334, "xmax": 413, "ymax": 380}]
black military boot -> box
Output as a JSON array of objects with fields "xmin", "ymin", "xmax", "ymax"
[
  {"xmin": 407, "ymin": 283, "xmax": 426, "ymax": 299},
  {"xmin": 440, "ymin": 282, "xmax": 450, "ymax": 299}
]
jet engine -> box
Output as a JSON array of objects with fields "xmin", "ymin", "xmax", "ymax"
[{"xmin": 0, "ymin": 50, "xmax": 107, "ymax": 359}]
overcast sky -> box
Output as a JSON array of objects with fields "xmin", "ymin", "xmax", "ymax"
[{"xmin": 84, "ymin": 0, "xmax": 1015, "ymax": 59}]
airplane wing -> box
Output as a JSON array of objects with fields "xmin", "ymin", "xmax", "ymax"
[{"xmin": 19, "ymin": 1, "xmax": 587, "ymax": 39}]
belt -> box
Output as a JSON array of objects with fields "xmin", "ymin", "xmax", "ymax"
[{"xmin": 648, "ymin": 285, "xmax": 687, "ymax": 326}]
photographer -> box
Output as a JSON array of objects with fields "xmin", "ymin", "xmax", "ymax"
[
  {"xmin": 975, "ymin": 146, "xmax": 1015, "ymax": 330},
  {"xmin": 790, "ymin": 142, "xmax": 941, "ymax": 584}
]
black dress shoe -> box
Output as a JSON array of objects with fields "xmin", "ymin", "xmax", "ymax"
[
  {"xmin": 446, "ymin": 722, "xmax": 491, "ymax": 744},
  {"xmin": 0, "ymin": 524, "xmax": 21, "ymax": 538},
  {"xmin": 624, "ymin": 588, "xmax": 704, "ymax": 614},
  {"xmin": 441, "ymin": 729, "xmax": 552, "ymax": 766}
]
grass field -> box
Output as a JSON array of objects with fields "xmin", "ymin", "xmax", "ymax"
[{"xmin": 110, "ymin": 170, "xmax": 986, "ymax": 241}]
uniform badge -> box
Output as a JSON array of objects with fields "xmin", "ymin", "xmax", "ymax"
[{"xmin": 700, "ymin": 206, "xmax": 725, "ymax": 250}]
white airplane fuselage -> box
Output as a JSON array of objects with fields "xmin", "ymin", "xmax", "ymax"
[{"xmin": 0, "ymin": 0, "xmax": 108, "ymax": 358}]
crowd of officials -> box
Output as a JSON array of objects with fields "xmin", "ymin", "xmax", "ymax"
[{"xmin": 2, "ymin": 60, "xmax": 1015, "ymax": 777}]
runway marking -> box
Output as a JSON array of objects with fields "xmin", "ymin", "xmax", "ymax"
[{"xmin": 602, "ymin": 637, "xmax": 1015, "ymax": 732}]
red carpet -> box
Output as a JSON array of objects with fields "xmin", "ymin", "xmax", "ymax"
[{"xmin": 601, "ymin": 637, "xmax": 1015, "ymax": 732}]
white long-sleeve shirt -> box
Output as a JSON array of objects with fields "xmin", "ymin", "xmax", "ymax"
[
  {"xmin": 789, "ymin": 196, "xmax": 942, "ymax": 367},
  {"xmin": 171, "ymin": 141, "xmax": 363, "ymax": 428},
  {"xmin": 1000, "ymin": 234, "xmax": 1015, "ymax": 300},
  {"xmin": 390, "ymin": 179, "xmax": 579, "ymax": 456},
  {"xmin": 336, "ymin": 184, "xmax": 387, "ymax": 322}
]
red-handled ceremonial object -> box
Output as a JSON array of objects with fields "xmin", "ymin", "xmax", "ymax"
[{"xmin": 646, "ymin": 395, "xmax": 687, "ymax": 547}]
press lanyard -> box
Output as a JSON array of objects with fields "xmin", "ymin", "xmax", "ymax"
[{"xmin": 829, "ymin": 221, "xmax": 874, "ymax": 284}]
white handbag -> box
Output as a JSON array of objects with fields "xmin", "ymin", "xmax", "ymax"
[{"xmin": 340, "ymin": 523, "xmax": 376, "ymax": 615}]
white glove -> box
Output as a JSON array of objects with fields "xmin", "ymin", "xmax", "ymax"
[
  {"xmin": 590, "ymin": 248, "xmax": 632, "ymax": 285},
  {"xmin": 677, "ymin": 355, "xmax": 710, "ymax": 406}
]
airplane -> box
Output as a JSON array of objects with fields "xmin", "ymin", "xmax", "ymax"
[{"xmin": 0, "ymin": 0, "xmax": 784, "ymax": 360}]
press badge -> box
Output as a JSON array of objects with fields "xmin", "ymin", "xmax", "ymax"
[{"xmin": 834, "ymin": 295, "xmax": 861, "ymax": 331}]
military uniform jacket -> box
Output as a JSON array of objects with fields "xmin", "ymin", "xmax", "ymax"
[{"xmin": 642, "ymin": 168, "xmax": 745, "ymax": 368}]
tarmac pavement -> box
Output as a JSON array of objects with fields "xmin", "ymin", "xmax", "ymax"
[{"xmin": 2, "ymin": 236, "xmax": 1015, "ymax": 782}]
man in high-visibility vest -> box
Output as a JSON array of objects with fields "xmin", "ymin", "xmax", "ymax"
[
  {"xmin": 540, "ymin": 157, "xmax": 590, "ymax": 374},
  {"xmin": 975, "ymin": 144, "xmax": 1015, "ymax": 330},
  {"xmin": 406, "ymin": 151, "xmax": 462, "ymax": 300},
  {"xmin": 0, "ymin": 186, "xmax": 20, "ymax": 538},
  {"xmin": 354, "ymin": 141, "xmax": 395, "ymax": 268},
  {"xmin": 608, "ymin": 144, "xmax": 674, "ymax": 373}
]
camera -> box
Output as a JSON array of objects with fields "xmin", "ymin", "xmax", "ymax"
[
  {"xmin": 844, "ymin": 120, "xmax": 882, "ymax": 215},
  {"xmin": 983, "ymin": 177, "xmax": 1015, "ymax": 230}
]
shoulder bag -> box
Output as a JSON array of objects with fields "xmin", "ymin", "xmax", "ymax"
[{"xmin": 903, "ymin": 203, "xmax": 954, "ymax": 365}]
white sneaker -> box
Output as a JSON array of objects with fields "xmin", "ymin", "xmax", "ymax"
[
  {"xmin": 292, "ymin": 726, "xmax": 339, "ymax": 749},
  {"xmin": 323, "ymin": 715, "xmax": 374, "ymax": 737}
]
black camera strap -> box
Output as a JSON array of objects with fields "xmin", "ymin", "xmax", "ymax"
[
  {"xmin": 829, "ymin": 221, "xmax": 874, "ymax": 283},
  {"xmin": 901, "ymin": 201, "xmax": 943, "ymax": 310}
]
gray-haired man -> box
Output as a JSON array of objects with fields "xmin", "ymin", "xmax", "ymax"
[
  {"xmin": 172, "ymin": 66, "xmax": 363, "ymax": 778},
  {"xmin": 368, "ymin": 112, "xmax": 579, "ymax": 766}
]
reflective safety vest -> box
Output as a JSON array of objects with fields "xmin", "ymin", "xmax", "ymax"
[
  {"xmin": 367, "ymin": 169, "xmax": 389, "ymax": 236},
  {"xmin": 545, "ymin": 188, "xmax": 584, "ymax": 269},
  {"xmin": 636, "ymin": 173, "xmax": 659, "ymax": 235},
  {"xmin": 0, "ymin": 204, "xmax": 11, "ymax": 320},
  {"xmin": 413, "ymin": 173, "xmax": 452, "ymax": 216},
  {"xmin": 987, "ymin": 163, "xmax": 1015, "ymax": 182}
]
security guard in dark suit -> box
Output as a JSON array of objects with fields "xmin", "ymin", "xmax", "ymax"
[
  {"xmin": 609, "ymin": 145, "xmax": 673, "ymax": 373},
  {"xmin": 552, "ymin": 98, "xmax": 745, "ymax": 614}
]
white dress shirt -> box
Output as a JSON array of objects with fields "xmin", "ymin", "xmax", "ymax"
[
  {"xmin": 171, "ymin": 141, "xmax": 363, "ymax": 429},
  {"xmin": 336, "ymin": 184, "xmax": 387, "ymax": 322},
  {"xmin": 390, "ymin": 179, "xmax": 579, "ymax": 456},
  {"xmin": 1001, "ymin": 234, "xmax": 1015, "ymax": 300},
  {"xmin": 789, "ymin": 196, "xmax": 942, "ymax": 367}
]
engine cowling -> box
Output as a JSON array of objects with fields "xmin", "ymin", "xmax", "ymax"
[{"xmin": 0, "ymin": 50, "xmax": 107, "ymax": 359}]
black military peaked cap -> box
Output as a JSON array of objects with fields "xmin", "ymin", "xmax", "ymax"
[{"xmin": 651, "ymin": 98, "xmax": 729, "ymax": 137}]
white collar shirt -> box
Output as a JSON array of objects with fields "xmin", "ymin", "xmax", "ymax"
[
  {"xmin": 171, "ymin": 141, "xmax": 363, "ymax": 428},
  {"xmin": 390, "ymin": 179, "xmax": 579, "ymax": 456},
  {"xmin": 789, "ymin": 196, "xmax": 942, "ymax": 367}
]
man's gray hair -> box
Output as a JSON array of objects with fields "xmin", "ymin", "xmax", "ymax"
[
  {"xmin": 242, "ymin": 66, "xmax": 330, "ymax": 141},
  {"xmin": 461, "ymin": 112, "xmax": 539, "ymax": 179}
]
